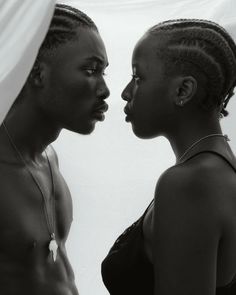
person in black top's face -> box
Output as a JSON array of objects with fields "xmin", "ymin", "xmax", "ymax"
[
  {"xmin": 122, "ymin": 20, "xmax": 236, "ymax": 152},
  {"xmin": 122, "ymin": 33, "xmax": 176, "ymax": 140}
]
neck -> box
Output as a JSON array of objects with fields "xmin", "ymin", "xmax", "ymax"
[
  {"xmin": 2, "ymin": 102, "xmax": 61, "ymax": 162},
  {"xmin": 166, "ymin": 114, "xmax": 223, "ymax": 162}
]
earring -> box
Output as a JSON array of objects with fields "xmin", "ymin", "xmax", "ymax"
[
  {"xmin": 219, "ymin": 112, "xmax": 224, "ymax": 119},
  {"xmin": 179, "ymin": 100, "xmax": 184, "ymax": 106}
]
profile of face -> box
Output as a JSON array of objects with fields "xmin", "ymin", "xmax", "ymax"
[
  {"xmin": 35, "ymin": 27, "xmax": 110, "ymax": 135},
  {"xmin": 122, "ymin": 33, "xmax": 179, "ymax": 139}
]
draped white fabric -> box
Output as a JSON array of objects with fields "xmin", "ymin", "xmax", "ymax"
[{"xmin": 0, "ymin": 0, "xmax": 55, "ymax": 124}]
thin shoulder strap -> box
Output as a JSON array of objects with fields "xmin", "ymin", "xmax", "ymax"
[
  {"xmin": 178, "ymin": 136, "xmax": 236, "ymax": 173},
  {"xmin": 183, "ymin": 149, "xmax": 236, "ymax": 173},
  {"xmin": 141, "ymin": 199, "xmax": 154, "ymax": 220}
]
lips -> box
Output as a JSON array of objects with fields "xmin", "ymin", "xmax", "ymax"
[
  {"xmin": 92, "ymin": 102, "xmax": 109, "ymax": 121},
  {"xmin": 94, "ymin": 102, "xmax": 109, "ymax": 113},
  {"xmin": 124, "ymin": 105, "xmax": 132, "ymax": 122}
]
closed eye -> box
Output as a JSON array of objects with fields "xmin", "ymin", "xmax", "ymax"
[
  {"xmin": 85, "ymin": 68, "xmax": 107, "ymax": 76},
  {"xmin": 85, "ymin": 69, "xmax": 96, "ymax": 75}
]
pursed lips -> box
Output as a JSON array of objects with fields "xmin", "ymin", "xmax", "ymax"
[
  {"xmin": 124, "ymin": 105, "xmax": 133, "ymax": 122},
  {"xmin": 124, "ymin": 105, "xmax": 132, "ymax": 116},
  {"xmin": 93, "ymin": 102, "xmax": 109, "ymax": 113}
]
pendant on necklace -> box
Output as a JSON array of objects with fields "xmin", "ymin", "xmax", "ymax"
[{"xmin": 49, "ymin": 233, "xmax": 58, "ymax": 262}]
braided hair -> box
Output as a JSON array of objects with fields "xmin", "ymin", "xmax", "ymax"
[
  {"xmin": 37, "ymin": 3, "xmax": 98, "ymax": 58},
  {"xmin": 147, "ymin": 19, "xmax": 236, "ymax": 117},
  {"xmin": 12, "ymin": 4, "xmax": 98, "ymax": 107}
]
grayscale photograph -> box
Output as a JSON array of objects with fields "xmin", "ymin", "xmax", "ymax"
[{"xmin": 0, "ymin": 0, "xmax": 236, "ymax": 294}]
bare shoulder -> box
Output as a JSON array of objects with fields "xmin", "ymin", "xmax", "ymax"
[
  {"xmin": 155, "ymin": 152, "xmax": 236, "ymax": 210},
  {"xmin": 153, "ymin": 152, "xmax": 236, "ymax": 243},
  {"xmin": 152, "ymin": 154, "xmax": 236, "ymax": 293}
]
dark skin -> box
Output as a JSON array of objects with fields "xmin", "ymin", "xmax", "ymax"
[
  {"xmin": 122, "ymin": 33, "xmax": 236, "ymax": 294},
  {"xmin": 0, "ymin": 27, "xmax": 109, "ymax": 294}
]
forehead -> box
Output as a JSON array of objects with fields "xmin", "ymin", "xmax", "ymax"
[
  {"xmin": 47, "ymin": 27, "xmax": 108, "ymax": 66},
  {"xmin": 132, "ymin": 33, "xmax": 165, "ymax": 71}
]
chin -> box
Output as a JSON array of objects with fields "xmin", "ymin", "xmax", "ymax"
[
  {"xmin": 65, "ymin": 121, "xmax": 96, "ymax": 135},
  {"xmin": 132, "ymin": 125, "xmax": 157, "ymax": 140}
]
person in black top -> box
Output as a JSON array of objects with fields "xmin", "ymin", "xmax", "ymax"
[{"xmin": 102, "ymin": 19, "xmax": 236, "ymax": 295}]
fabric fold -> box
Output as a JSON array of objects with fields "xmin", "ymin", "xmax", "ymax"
[{"xmin": 0, "ymin": 0, "xmax": 55, "ymax": 124}]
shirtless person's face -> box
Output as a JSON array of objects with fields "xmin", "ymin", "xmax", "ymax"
[{"xmin": 38, "ymin": 27, "xmax": 110, "ymax": 134}]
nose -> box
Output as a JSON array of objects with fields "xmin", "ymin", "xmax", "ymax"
[
  {"xmin": 97, "ymin": 82, "xmax": 110, "ymax": 100},
  {"xmin": 121, "ymin": 83, "xmax": 131, "ymax": 102}
]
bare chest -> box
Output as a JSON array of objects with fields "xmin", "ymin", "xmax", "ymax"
[{"xmin": 0, "ymin": 164, "xmax": 73, "ymax": 258}]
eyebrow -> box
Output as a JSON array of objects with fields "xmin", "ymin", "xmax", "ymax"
[{"xmin": 85, "ymin": 56, "xmax": 109, "ymax": 67}]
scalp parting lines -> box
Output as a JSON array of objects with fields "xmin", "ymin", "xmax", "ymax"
[{"xmin": 37, "ymin": 4, "xmax": 98, "ymax": 53}]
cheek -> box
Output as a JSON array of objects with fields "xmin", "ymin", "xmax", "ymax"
[
  {"xmin": 131, "ymin": 84, "xmax": 171, "ymax": 134},
  {"xmin": 133, "ymin": 84, "xmax": 158, "ymax": 116},
  {"xmin": 48, "ymin": 76, "xmax": 97, "ymax": 111}
]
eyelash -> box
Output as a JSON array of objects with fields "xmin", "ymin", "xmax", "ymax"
[{"xmin": 85, "ymin": 69, "xmax": 107, "ymax": 76}]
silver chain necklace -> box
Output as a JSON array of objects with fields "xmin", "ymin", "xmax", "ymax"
[
  {"xmin": 3, "ymin": 122, "xmax": 58, "ymax": 262},
  {"xmin": 178, "ymin": 133, "xmax": 230, "ymax": 163}
]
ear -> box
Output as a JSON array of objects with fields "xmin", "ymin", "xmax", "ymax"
[
  {"xmin": 28, "ymin": 61, "xmax": 48, "ymax": 88},
  {"xmin": 174, "ymin": 76, "xmax": 197, "ymax": 107}
]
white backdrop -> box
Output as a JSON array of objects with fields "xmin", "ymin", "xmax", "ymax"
[{"xmin": 49, "ymin": 1, "xmax": 236, "ymax": 294}]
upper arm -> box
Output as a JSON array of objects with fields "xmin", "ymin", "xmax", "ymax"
[{"xmin": 152, "ymin": 167, "xmax": 221, "ymax": 295}]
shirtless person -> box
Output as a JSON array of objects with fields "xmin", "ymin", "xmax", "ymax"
[{"xmin": 0, "ymin": 4, "xmax": 109, "ymax": 294}]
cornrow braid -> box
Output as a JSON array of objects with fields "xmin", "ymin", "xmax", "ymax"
[
  {"xmin": 37, "ymin": 4, "xmax": 98, "ymax": 56},
  {"xmin": 148, "ymin": 19, "xmax": 236, "ymax": 117}
]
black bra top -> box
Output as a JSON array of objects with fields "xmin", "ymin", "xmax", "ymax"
[{"xmin": 102, "ymin": 142, "xmax": 236, "ymax": 295}]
